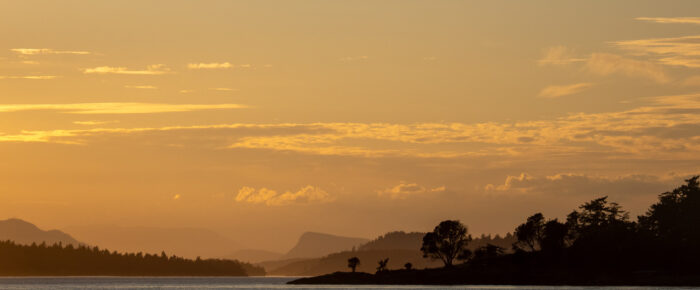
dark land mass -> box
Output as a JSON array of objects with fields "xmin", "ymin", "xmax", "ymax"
[
  {"xmin": 290, "ymin": 176, "xmax": 700, "ymax": 286},
  {"xmin": 0, "ymin": 240, "xmax": 264, "ymax": 276}
]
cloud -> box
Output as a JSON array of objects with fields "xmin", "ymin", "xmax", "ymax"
[
  {"xmin": 1, "ymin": 94, "xmax": 698, "ymax": 160},
  {"xmin": 0, "ymin": 103, "xmax": 247, "ymax": 114},
  {"xmin": 83, "ymin": 64, "xmax": 170, "ymax": 75},
  {"xmin": 187, "ymin": 62, "xmax": 233, "ymax": 69},
  {"xmin": 635, "ymin": 17, "xmax": 700, "ymax": 25},
  {"xmin": 209, "ymin": 88, "xmax": 237, "ymax": 91},
  {"xmin": 538, "ymin": 83, "xmax": 593, "ymax": 98},
  {"xmin": 586, "ymin": 53, "xmax": 670, "ymax": 83},
  {"xmin": 73, "ymin": 120, "xmax": 119, "ymax": 126},
  {"xmin": 0, "ymin": 75, "xmax": 57, "ymax": 80},
  {"xmin": 10, "ymin": 48, "xmax": 90, "ymax": 55},
  {"xmin": 538, "ymin": 46, "xmax": 586, "ymax": 66},
  {"xmin": 179, "ymin": 90, "xmax": 194, "ymax": 94},
  {"xmin": 378, "ymin": 182, "xmax": 445, "ymax": 199},
  {"xmin": 485, "ymin": 173, "xmax": 676, "ymax": 197},
  {"xmin": 235, "ymin": 185, "xmax": 333, "ymax": 206},
  {"xmin": 125, "ymin": 85, "xmax": 157, "ymax": 89},
  {"xmin": 613, "ymin": 35, "xmax": 700, "ymax": 68}
]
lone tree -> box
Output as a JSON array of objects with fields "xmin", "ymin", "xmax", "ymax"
[
  {"xmin": 347, "ymin": 257, "xmax": 360, "ymax": 272},
  {"xmin": 420, "ymin": 220, "xmax": 472, "ymax": 267},
  {"xmin": 376, "ymin": 258, "xmax": 389, "ymax": 272},
  {"xmin": 404, "ymin": 262, "xmax": 412, "ymax": 270}
]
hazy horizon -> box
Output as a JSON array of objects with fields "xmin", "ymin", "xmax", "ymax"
[{"xmin": 1, "ymin": 0, "xmax": 699, "ymax": 253}]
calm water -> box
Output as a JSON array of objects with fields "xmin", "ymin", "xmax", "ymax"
[{"xmin": 0, "ymin": 277, "xmax": 694, "ymax": 290}]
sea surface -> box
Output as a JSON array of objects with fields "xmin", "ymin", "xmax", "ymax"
[{"xmin": 0, "ymin": 277, "xmax": 694, "ymax": 290}]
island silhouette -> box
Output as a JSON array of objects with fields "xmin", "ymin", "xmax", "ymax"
[{"xmin": 289, "ymin": 176, "xmax": 700, "ymax": 286}]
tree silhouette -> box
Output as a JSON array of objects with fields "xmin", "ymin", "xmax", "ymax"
[
  {"xmin": 639, "ymin": 176, "xmax": 700, "ymax": 245},
  {"xmin": 404, "ymin": 262, "xmax": 412, "ymax": 270},
  {"xmin": 376, "ymin": 258, "xmax": 389, "ymax": 272},
  {"xmin": 540, "ymin": 219, "xmax": 568, "ymax": 253},
  {"xmin": 420, "ymin": 220, "xmax": 472, "ymax": 267},
  {"xmin": 347, "ymin": 257, "xmax": 360, "ymax": 273},
  {"xmin": 514, "ymin": 213, "xmax": 545, "ymax": 251}
]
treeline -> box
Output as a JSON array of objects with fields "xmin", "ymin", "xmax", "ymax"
[
  {"xmin": 358, "ymin": 231, "xmax": 515, "ymax": 252},
  {"xmin": 504, "ymin": 176, "xmax": 700, "ymax": 274},
  {"xmin": 0, "ymin": 241, "xmax": 265, "ymax": 276}
]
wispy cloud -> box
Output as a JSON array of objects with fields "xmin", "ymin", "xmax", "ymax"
[
  {"xmin": 0, "ymin": 103, "xmax": 247, "ymax": 114},
  {"xmin": 538, "ymin": 46, "xmax": 586, "ymax": 66},
  {"xmin": 538, "ymin": 83, "xmax": 593, "ymax": 98},
  {"xmin": 125, "ymin": 85, "xmax": 157, "ymax": 89},
  {"xmin": 73, "ymin": 120, "xmax": 119, "ymax": 126},
  {"xmin": 378, "ymin": 182, "xmax": 445, "ymax": 199},
  {"xmin": 235, "ymin": 185, "xmax": 333, "ymax": 206},
  {"xmin": 635, "ymin": 17, "xmax": 700, "ymax": 25},
  {"xmin": 1, "ymin": 94, "xmax": 698, "ymax": 160},
  {"xmin": 0, "ymin": 75, "xmax": 57, "ymax": 80},
  {"xmin": 84, "ymin": 64, "xmax": 170, "ymax": 75},
  {"xmin": 10, "ymin": 48, "xmax": 91, "ymax": 55},
  {"xmin": 209, "ymin": 88, "xmax": 237, "ymax": 91},
  {"xmin": 187, "ymin": 62, "xmax": 233, "ymax": 69},
  {"xmin": 586, "ymin": 53, "xmax": 670, "ymax": 83},
  {"xmin": 485, "ymin": 173, "xmax": 675, "ymax": 197},
  {"xmin": 613, "ymin": 35, "xmax": 700, "ymax": 68}
]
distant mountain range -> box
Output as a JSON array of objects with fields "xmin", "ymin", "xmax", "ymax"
[
  {"xmin": 225, "ymin": 231, "xmax": 369, "ymax": 263},
  {"xmin": 63, "ymin": 225, "xmax": 243, "ymax": 259},
  {"xmin": 282, "ymin": 232, "xmax": 369, "ymax": 259},
  {"xmin": 0, "ymin": 218, "xmax": 81, "ymax": 246}
]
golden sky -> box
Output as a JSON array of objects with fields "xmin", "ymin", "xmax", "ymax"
[{"xmin": 1, "ymin": 0, "xmax": 699, "ymax": 251}]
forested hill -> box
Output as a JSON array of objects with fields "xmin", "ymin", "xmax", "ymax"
[
  {"xmin": 359, "ymin": 231, "xmax": 515, "ymax": 252},
  {"xmin": 0, "ymin": 240, "xmax": 264, "ymax": 276}
]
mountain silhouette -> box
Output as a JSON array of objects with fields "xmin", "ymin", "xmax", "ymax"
[
  {"xmin": 63, "ymin": 225, "xmax": 242, "ymax": 259},
  {"xmin": 0, "ymin": 218, "xmax": 80, "ymax": 246},
  {"xmin": 282, "ymin": 232, "xmax": 369, "ymax": 259}
]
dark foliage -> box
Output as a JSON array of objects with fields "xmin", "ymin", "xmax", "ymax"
[
  {"xmin": 0, "ymin": 241, "xmax": 264, "ymax": 276},
  {"xmin": 420, "ymin": 220, "xmax": 472, "ymax": 267}
]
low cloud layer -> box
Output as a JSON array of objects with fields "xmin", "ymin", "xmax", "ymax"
[
  {"xmin": 538, "ymin": 83, "xmax": 593, "ymax": 98},
  {"xmin": 485, "ymin": 173, "xmax": 677, "ymax": 198},
  {"xmin": 378, "ymin": 182, "xmax": 445, "ymax": 199},
  {"xmin": 187, "ymin": 62, "xmax": 233, "ymax": 69},
  {"xmin": 235, "ymin": 185, "xmax": 333, "ymax": 206},
  {"xmin": 10, "ymin": 48, "xmax": 90, "ymax": 55},
  {"xmin": 0, "ymin": 103, "xmax": 246, "ymax": 114},
  {"xmin": 84, "ymin": 64, "xmax": 170, "ymax": 75}
]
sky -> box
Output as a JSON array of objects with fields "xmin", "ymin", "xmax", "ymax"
[{"xmin": 1, "ymin": 0, "xmax": 699, "ymax": 252}]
